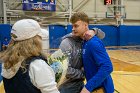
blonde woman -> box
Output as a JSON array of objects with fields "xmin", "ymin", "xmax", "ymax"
[{"xmin": 0, "ymin": 19, "xmax": 60, "ymax": 93}]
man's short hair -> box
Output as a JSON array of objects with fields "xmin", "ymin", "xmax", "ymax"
[{"xmin": 70, "ymin": 12, "xmax": 89, "ymax": 24}]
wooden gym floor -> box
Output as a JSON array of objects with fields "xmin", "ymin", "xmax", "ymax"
[
  {"xmin": 0, "ymin": 49, "xmax": 140, "ymax": 93},
  {"xmin": 108, "ymin": 49, "xmax": 140, "ymax": 93}
]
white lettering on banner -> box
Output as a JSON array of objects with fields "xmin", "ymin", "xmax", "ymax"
[
  {"xmin": 32, "ymin": 4, "xmax": 41, "ymax": 9},
  {"xmin": 42, "ymin": 5, "xmax": 51, "ymax": 10},
  {"xmin": 32, "ymin": 4, "xmax": 51, "ymax": 10}
]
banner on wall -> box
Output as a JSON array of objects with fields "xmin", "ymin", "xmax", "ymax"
[{"xmin": 22, "ymin": 0, "xmax": 56, "ymax": 11}]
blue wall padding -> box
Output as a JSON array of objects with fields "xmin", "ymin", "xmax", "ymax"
[
  {"xmin": 49, "ymin": 25, "xmax": 140, "ymax": 48},
  {"xmin": 0, "ymin": 24, "xmax": 11, "ymax": 51},
  {"xmin": 119, "ymin": 25, "xmax": 140, "ymax": 46},
  {"xmin": 0, "ymin": 24, "xmax": 140, "ymax": 49},
  {"xmin": 49, "ymin": 25, "xmax": 67, "ymax": 48},
  {"xmin": 0, "ymin": 24, "xmax": 11, "ymax": 41}
]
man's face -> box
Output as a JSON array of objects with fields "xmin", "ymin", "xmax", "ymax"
[{"xmin": 72, "ymin": 20, "xmax": 88, "ymax": 38}]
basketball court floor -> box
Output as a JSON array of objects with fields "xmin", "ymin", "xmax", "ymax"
[
  {"xmin": 0, "ymin": 48, "xmax": 140, "ymax": 93},
  {"xmin": 108, "ymin": 48, "xmax": 140, "ymax": 93}
]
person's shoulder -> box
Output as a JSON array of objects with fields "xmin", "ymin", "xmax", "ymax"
[
  {"xmin": 30, "ymin": 59, "xmax": 49, "ymax": 68},
  {"xmin": 87, "ymin": 36, "xmax": 103, "ymax": 48},
  {"xmin": 61, "ymin": 37, "xmax": 71, "ymax": 42},
  {"xmin": 60, "ymin": 37, "xmax": 75, "ymax": 47},
  {"xmin": 88, "ymin": 36, "xmax": 101, "ymax": 44}
]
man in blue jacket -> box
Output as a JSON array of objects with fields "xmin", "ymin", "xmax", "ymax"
[{"xmin": 70, "ymin": 12, "xmax": 114, "ymax": 93}]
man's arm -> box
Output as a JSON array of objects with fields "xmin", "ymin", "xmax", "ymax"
[
  {"xmin": 83, "ymin": 28, "xmax": 105, "ymax": 40},
  {"xmin": 92, "ymin": 28, "xmax": 105, "ymax": 39}
]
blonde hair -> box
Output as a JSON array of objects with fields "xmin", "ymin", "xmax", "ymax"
[
  {"xmin": 0, "ymin": 35, "xmax": 43, "ymax": 70},
  {"xmin": 70, "ymin": 12, "xmax": 89, "ymax": 24}
]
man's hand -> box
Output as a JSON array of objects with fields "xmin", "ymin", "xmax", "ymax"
[
  {"xmin": 83, "ymin": 30, "xmax": 95, "ymax": 40},
  {"xmin": 80, "ymin": 87, "xmax": 90, "ymax": 93}
]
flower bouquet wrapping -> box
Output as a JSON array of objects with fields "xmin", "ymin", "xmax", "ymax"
[{"xmin": 48, "ymin": 49, "xmax": 69, "ymax": 87}]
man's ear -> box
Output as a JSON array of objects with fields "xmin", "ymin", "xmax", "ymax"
[{"xmin": 85, "ymin": 22, "xmax": 88, "ymax": 27}]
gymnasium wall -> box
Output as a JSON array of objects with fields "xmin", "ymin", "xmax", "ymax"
[
  {"xmin": 49, "ymin": 25, "xmax": 140, "ymax": 48},
  {"xmin": 0, "ymin": 24, "xmax": 11, "ymax": 51},
  {"xmin": 0, "ymin": 24, "xmax": 140, "ymax": 49}
]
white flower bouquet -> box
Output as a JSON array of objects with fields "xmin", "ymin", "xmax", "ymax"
[{"xmin": 48, "ymin": 49, "xmax": 68, "ymax": 87}]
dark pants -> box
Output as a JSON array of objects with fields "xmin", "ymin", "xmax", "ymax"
[{"xmin": 59, "ymin": 81, "xmax": 84, "ymax": 93}]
